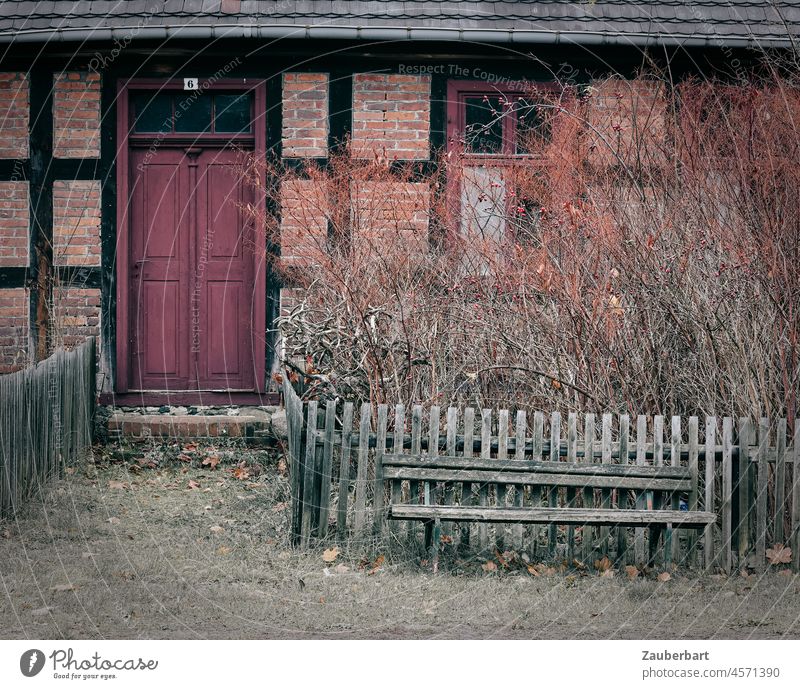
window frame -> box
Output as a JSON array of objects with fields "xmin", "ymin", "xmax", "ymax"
[{"xmin": 445, "ymin": 80, "xmax": 561, "ymax": 243}]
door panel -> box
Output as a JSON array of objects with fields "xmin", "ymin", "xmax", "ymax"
[
  {"xmin": 128, "ymin": 147, "xmax": 255, "ymax": 391},
  {"xmin": 196, "ymin": 153, "xmax": 255, "ymax": 389},
  {"xmin": 129, "ymin": 149, "xmax": 191, "ymax": 389}
]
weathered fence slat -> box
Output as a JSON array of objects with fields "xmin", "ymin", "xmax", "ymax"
[
  {"xmin": 390, "ymin": 404, "xmax": 405, "ymax": 537},
  {"xmin": 372, "ymin": 404, "xmax": 388, "ymax": 537},
  {"xmin": 666, "ymin": 416, "xmax": 681, "ymax": 569},
  {"xmin": 300, "ymin": 400, "xmax": 318, "ymax": 547},
  {"xmin": 600, "ymin": 413, "xmax": 612, "ymax": 558},
  {"xmin": 566, "ymin": 412, "xmax": 578, "ymax": 561},
  {"xmin": 581, "ymin": 413, "xmax": 595, "ymax": 564},
  {"xmin": 513, "ymin": 410, "xmax": 526, "ymax": 550},
  {"xmin": 497, "ymin": 409, "xmax": 509, "ymax": 549},
  {"xmin": 755, "ymin": 418, "xmax": 769, "ymax": 571},
  {"xmin": 686, "ymin": 416, "xmax": 699, "ymax": 567},
  {"xmin": 479, "ymin": 409, "xmax": 491, "ymax": 551},
  {"xmin": 548, "ymin": 412, "xmax": 561, "ymax": 558},
  {"xmin": 317, "ymin": 401, "xmax": 336, "ymax": 539},
  {"xmin": 774, "ymin": 418, "xmax": 787, "ymax": 546},
  {"xmin": 737, "ymin": 417, "xmax": 752, "ymax": 567},
  {"xmin": 533, "ymin": 411, "xmax": 544, "ymax": 557},
  {"xmin": 634, "ymin": 415, "xmax": 647, "ymax": 565},
  {"xmin": 409, "ymin": 405, "xmax": 422, "ymax": 539},
  {"xmin": 616, "ymin": 414, "xmax": 629, "ymax": 566},
  {"xmin": 722, "ymin": 417, "xmax": 734, "ymax": 574},
  {"xmin": 353, "ymin": 403, "xmax": 371, "ymax": 540},
  {"xmin": 461, "ymin": 407, "xmax": 475, "ymax": 548},
  {"xmin": 703, "ymin": 417, "xmax": 716, "ymax": 571},
  {"xmin": 337, "ymin": 402, "xmax": 354, "ymax": 540}
]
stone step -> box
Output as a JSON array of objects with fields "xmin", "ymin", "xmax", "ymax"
[{"xmin": 108, "ymin": 407, "xmax": 279, "ymax": 441}]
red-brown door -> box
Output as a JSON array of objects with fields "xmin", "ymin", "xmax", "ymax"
[{"xmin": 128, "ymin": 147, "xmax": 255, "ymax": 391}]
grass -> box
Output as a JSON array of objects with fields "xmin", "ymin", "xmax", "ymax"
[{"xmin": 1, "ymin": 442, "xmax": 799, "ymax": 639}]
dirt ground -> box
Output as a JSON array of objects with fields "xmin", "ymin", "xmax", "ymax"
[{"xmin": 1, "ymin": 443, "xmax": 799, "ymax": 640}]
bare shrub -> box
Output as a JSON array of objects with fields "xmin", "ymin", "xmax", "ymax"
[{"xmin": 246, "ymin": 72, "xmax": 800, "ymax": 420}]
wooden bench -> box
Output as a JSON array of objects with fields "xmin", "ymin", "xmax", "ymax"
[{"xmin": 382, "ymin": 453, "xmax": 717, "ymax": 567}]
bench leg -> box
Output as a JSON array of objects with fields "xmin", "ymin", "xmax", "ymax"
[
  {"xmin": 426, "ymin": 518, "xmax": 441, "ymax": 573},
  {"xmin": 664, "ymin": 522, "xmax": 674, "ymax": 571},
  {"xmin": 648, "ymin": 525, "xmax": 663, "ymax": 567}
]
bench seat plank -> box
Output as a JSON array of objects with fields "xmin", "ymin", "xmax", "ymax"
[
  {"xmin": 382, "ymin": 466, "xmax": 690, "ymax": 492},
  {"xmin": 382, "ymin": 454, "xmax": 689, "ymax": 479},
  {"xmin": 388, "ymin": 505, "xmax": 717, "ymax": 527}
]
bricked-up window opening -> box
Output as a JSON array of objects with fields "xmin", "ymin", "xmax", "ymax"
[{"xmin": 132, "ymin": 91, "xmax": 253, "ymax": 134}]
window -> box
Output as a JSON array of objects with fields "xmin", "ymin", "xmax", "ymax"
[
  {"xmin": 132, "ymin": 91, "xmax": 253, "ymax": 135},
  {"xmin": 447, "ymin": 81, "xmax": 557, "ymax": 254}
]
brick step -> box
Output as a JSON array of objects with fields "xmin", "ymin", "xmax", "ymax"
[{"xmin": 108, "ymin": 409, "xmax": 275, "ymax": 441}]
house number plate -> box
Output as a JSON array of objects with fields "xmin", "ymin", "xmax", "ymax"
[{"xmin": 183, "ymin": 78, "xmax": 199, "ymax": 90}]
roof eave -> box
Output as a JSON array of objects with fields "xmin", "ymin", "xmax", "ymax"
[{"xmin": 0, "ymin": 23, "xmax": 791, "ymax": 49}]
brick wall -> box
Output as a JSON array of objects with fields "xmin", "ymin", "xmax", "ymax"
[
  {"xmin": 0, "ymin": 288, "xmax": 29, "ymax": 373},
  {"xmin": 0, "ymin": 181, "xmax": 29, "ymax": 267},
  {"xmin": 52, "ymin": 180, "xmax": 102, "ymax": 266},
  {"xmin": 0, "ymin": 72, "xmax": 29, "ymax": 158},
  {"xmin": 53, "ymin": 71, "xmax": 101, "ymax": 158},
  {"xmin": 51, "ymin": 286, "xmax": 100, "ymax": 351},
  {"xmin": 279, "ymin": 178, "xmax": 329, "ymax": 267},
  {"xmin": 352, "ymin": 74, "xmax": 430, "ymax": 160},
  {"xmin": 587, "ymin": 78, "xmax": 667, "ymax": 166},
  {"xmin": 282, "ymin": 73, "xmax": 328, "ymax": 157},
  {"xmin": 351, "ymin": 181, "xmax": 430, "ymax": 248}
]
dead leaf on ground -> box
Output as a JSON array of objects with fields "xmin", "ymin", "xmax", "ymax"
[
  {"xmin": 277, "ymin": 458, "xmax": 288, "ymax": 476},
  {"xmin": 368, "ymin": 555, "xmax": 385, "ymax": 575},
  {"xmin": 600, "ymin": 569, "xmax": 615, "ymax": 578},
  {"xmin": 526, "ymin": 564, "xmax": 540, "ymax": 576},
  {"xmin": 106, "ymin": 517, "xmax": 120, "ymax": 525},
  {"xmin": 50, "ymin": 584, "xmax": 77, "ymax": 592},
  {"xmin": 202, "ymin": 455, "xmax": 220, "ymax": 470},
  {"xmin": 187, "ymin": 480, "xmax": 201, "ymax": 490},
  {"xmin": 625, "ymin": 565, "xmax": 640, "ymax": 580},
  {"xmin": 108, "ymin": 480, "xmax": 128, "ymax": 490},
  {"xmin": 594, "ymin": 556, "xmax": 613, "ymax": 572},
  {"xmin": 334, "ymin": 563, "xmax": 349, "ymax": 574},
  {"xmin": 482, "ymin": 561, "xmax": 497, "ymax": 573},
  {"xmin": 209, "ymin": 525, "xmax": 224, "ymax": 534},
  {"xmin": 272, "ymin": 501, "xmax": 288, "ymax": 512},
  {"xmin": 657, "ymin": 572, "xmax": 672, "ymax": 582},
  {"xmin": 183, "ymin": 442, "xmax": 198, "ymax": 452},
  {"xmin": 232, "ymin": 464, "xmax": 250, "ymax": 480},
  {"xmin": 322, "ymin": 547, "xmax": 340, "ymax": 563},
  {"xmin": 64, "ymin": 466, "xmax": 76, "ymax": 475},
  {"xmin": 177, "ymin": 453, "xmax": 192, "ymax": 463},
  {"xmin": 766, "ymin": 544, "xmax": 792, "ymax": 565},
  {"xmin": 217, "ymin": 545, "xmax": 231, "ymax": 555}
]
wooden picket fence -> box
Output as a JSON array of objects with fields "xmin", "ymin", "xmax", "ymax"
[
  {"xmin": 283, "ymin": 380, "xmax": 800, "ymax": 572},
  {"xmin": 0, "ymin": 337, "xmax": 96, "ymax": 518}
]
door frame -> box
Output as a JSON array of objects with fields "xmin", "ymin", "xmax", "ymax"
[{"xmin": 115, "ymin": 77, "xmax": 267, "ymax": 394}]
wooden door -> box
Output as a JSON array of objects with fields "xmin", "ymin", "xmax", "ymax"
[{"xmin": 128, "ymin": 147, "xmax": 255, "ymax": 391}]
